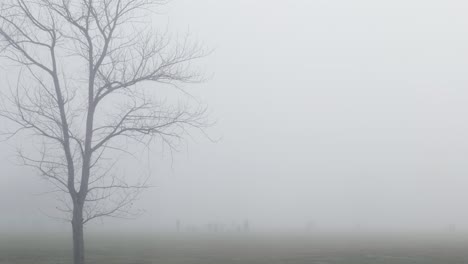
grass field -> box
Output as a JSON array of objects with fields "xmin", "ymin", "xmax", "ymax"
[{"xmin": 1, "ymin": 232, "xmax": 468, "ymax": 264}]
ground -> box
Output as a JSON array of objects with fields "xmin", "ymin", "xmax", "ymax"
[{"xmin": 1, "ymin": 232, "xmax": 468, "ymax": 264}]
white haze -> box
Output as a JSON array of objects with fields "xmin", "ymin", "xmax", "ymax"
[{"xmin": 1, "ymin": 0, "xmax": 468, "ymax": 234}]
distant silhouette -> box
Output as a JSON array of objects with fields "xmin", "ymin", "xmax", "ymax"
[
  {"xmin": 243, "ymin": 220, "xmax": 250, "ymax": 232},
  {"xmin": 176, "ymin": 220, "xmax": 181, "ymax": 232}
]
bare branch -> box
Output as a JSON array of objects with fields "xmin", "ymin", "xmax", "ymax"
[{"xmin": 0, "ymin": 0, "xmax": 210, "ymax": 231}]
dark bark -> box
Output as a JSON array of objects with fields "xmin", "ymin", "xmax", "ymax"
[{"xmin": 72, "ymin": 204, "xmax": 85, "ymax": 264}]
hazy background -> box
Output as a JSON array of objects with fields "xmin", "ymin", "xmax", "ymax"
[{"xmin": 1, "ymin": 0, "xmax": 468, "ymax": 234}]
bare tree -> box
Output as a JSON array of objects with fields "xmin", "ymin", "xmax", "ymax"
[{"xmin": 0, "ymin": 1, "xmax": 208, "ymax": 264}]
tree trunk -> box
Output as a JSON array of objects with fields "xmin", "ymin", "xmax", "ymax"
[{"xmin": 72, "ymin": 206, "xmax": 85, "ymax": 264}]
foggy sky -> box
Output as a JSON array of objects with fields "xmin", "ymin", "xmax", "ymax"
[{"xmin": 1, "ymin": 0, "xmax": 468, "ymax": 233}]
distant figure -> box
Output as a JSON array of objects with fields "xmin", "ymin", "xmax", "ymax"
[
  {"xmin": 176, "ymin": 220, "xmax": 181, "ymax": 232},
  {"xmin": 206, "ymin": 223, "xmax": 219, "ymax": 232},
  {"xmin": 448, "ymin": 224, "xmax": 456, "ymax": 233},
  {"xmin": 243, "ymin": 220, "xmax": 250, "ymax": 232},
  {"xmin": 306, "ymin": 221, "xmax": 316, "ymax": 231},
  {"xmin": 355, "ymin": 223, "xmax": 362, "ymax": 231}
]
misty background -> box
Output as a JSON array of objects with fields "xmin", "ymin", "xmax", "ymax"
[{"xmin": 1, "ymin": 0, "xmax": 468, "ymax": 234}]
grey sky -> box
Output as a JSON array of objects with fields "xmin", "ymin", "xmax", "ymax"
[{"xmin": 1, "ymin": 0, "xmax": 468, "ymax": 233}]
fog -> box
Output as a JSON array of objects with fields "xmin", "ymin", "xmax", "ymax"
[{"xmin": 1, "ymin": 0, "xmax": 468, "ymax": 235}]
